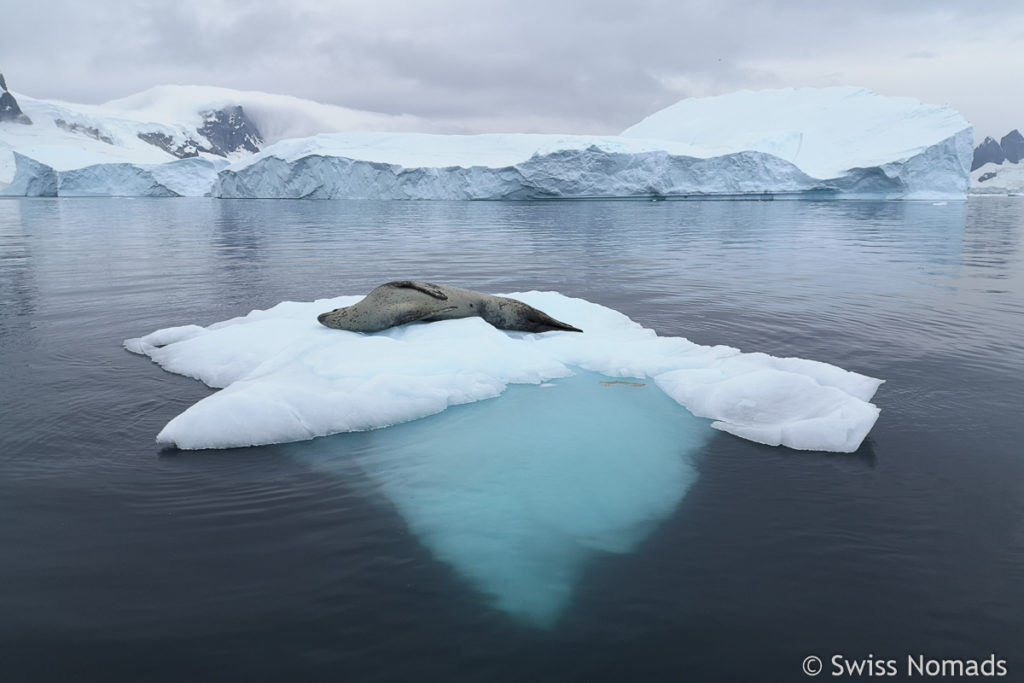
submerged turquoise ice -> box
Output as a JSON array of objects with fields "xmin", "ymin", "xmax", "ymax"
[{"xmin": 295, "ymin": 370, "xmax": 709, "ymax": 627}]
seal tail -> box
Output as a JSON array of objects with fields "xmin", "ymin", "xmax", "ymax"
[{"xmin": 527, "ymin": 309, "xmax": 583, "ymax": 333}]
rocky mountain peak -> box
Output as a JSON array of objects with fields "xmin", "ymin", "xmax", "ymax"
[
  {"xmin": 972, "ymin": 130, "xmax": 1024, "ymax": 170},
  {"xmin": 0, "ymin": 72, "xmax": 33, "ymax": 125},
  {"xmin": 135, "ymin": 105, "xmax": 263, "ymax": 159},
  {"xmin": 1000, "ymin": 129, "xmax": 1024, "ymax": 164}
]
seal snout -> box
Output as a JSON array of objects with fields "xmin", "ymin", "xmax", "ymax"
[{"xmin": 317, "ymin": 311, "xmax": 331, "ymax": 325}]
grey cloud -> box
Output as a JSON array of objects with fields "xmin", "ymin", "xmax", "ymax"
[{"xmin": 1, "ymin": 0, "xmax": 1021, "ymax": 136}]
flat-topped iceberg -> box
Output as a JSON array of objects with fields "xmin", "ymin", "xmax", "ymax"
[
  {"xmin": 2, "ymin": 84, "xmax": 971, "ymax": 199},
  {"xmin": 125, "ymin": 290, "xmax": 882, "ymax": 453}
]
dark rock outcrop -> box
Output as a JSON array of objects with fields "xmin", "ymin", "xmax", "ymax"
[
  {"xmin": 137, "ymin": 131, "xmax": 206, "ymax": 159},
  {"xmin": 136, "ymin": 105, "xmax": 262, "ymax": 159},
  {"xmin": 972, "ymin": 137, "xmax": 1005, "ymax": 171},
  {"xmin": 971, "ymin": 129, "xmax": 1024, "ymax": 170},
  {"xmin": 1000, "ymin": 129, "xmax": 1024, "ymax": 164},
  {"xmin": 0, "ymin": 72, "xmax": 32, "ymax": 125},
  {"xmin": 198, "ymin": 106, "xmax": 262, "ymax": 156},
  {"xmin": 55, "ymin": 118, "xmax": 114, "ymax": 144}
]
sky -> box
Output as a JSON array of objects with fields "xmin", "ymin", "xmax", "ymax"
[{"xmin": 2, "ymin": 0, "xmax": 1022, "ymax": 140}]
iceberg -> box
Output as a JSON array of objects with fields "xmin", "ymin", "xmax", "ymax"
[
  {"xmin": 124, "ymin": 291, "xmax": 882, "ymax": 453},
  {"xmin": 2, "ymin": 83, "xmax": 971, "ymax": 199}
]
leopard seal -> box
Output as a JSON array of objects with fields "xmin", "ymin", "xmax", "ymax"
[{"xmin": 317, "ymin": 281, "xmax": 583, "ymax": 333}]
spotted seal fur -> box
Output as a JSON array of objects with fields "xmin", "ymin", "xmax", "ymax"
[{"xmin": 317, "ymin": 281, "xmax": 582, "ymax": 333}]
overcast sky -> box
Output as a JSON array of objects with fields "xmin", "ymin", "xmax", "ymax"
[{"xmin": 2, "ymin": 0, "xmax": 1021, "ymax": 139}]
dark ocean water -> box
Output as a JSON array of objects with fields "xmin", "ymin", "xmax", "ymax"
[{"xmin": 1, "ymin": 197, "xmax": 1022, "ymax": 682}]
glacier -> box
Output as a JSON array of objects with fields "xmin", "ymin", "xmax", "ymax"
[
  {"xmin": 124, "ymin": 291, "xmax": 882, "ymax": 453},
  {"xmin": 2, "ymin": 85, "xmax": 972, "ymax": 200}
]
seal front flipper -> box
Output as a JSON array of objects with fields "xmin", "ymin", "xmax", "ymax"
[
  {"xmin": 387, "ymin": 281, "xmax": 449, "ymax": 300},
  {"xmin": 394, "ymin": 304, "xmax": 458, "ymax": 326}
]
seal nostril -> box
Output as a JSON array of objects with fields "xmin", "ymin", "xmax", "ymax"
[{"xmin": 317, "ymin": 312, "xmax": 328, "ymax": 323}]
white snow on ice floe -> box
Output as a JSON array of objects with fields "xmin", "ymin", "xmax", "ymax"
[{"xmin": 125, "ymin": 291, "xmax": 882, "ymax": 453}]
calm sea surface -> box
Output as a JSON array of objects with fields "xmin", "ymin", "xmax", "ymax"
[{"xmin": 1, "ymin": 198, "xmax": 1022, "ymax": 682}]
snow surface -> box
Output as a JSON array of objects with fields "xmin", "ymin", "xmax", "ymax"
[
  {"xmin": 971, "ymin": 161, "xmax": 1024, "ymax": 195},
  {"xmin": 125, "ymin": 291, "xmax": 882, "ymax": 453},
  {"xmin": 2, "ymin": 85, "xmax": 972, "ymax": 199},
  {"xmin": 294, "ymin": 370, "xmax": 708, "ymax": 627}
]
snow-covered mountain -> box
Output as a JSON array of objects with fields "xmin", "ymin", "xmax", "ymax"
[{"xmin": 1, "ymin": 79, "xmax": 973, "ymax": 200}]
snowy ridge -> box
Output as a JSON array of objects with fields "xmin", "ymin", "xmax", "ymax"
[
  {"xmin": 3, "ymin": 84, "xmax": 972, "ymax": 199},
  {"xmin": 125, "ymin": 291, "xmax": 883, "ymax": 453}
]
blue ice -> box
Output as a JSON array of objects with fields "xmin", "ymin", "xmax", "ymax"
[{"xmin": 295, "ymin": 370, "xmax": 710, "ymax": 627}]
